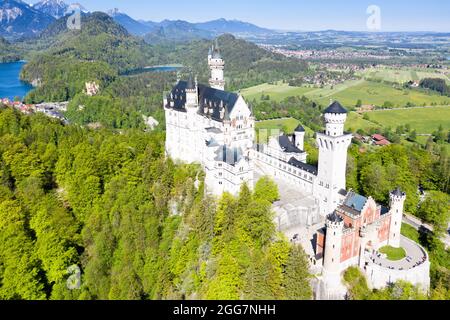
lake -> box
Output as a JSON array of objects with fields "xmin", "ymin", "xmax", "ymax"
[
  {"xmin": 123, "ymin": 64, "xmax": 183, "ymax": 76},
  {"xmin": 0, "ymin": 61, "xmax": 33, "ymax": 100}
]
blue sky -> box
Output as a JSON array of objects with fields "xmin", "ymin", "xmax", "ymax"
[{"xmin": 26, "ymin": 0, "xmax": 450, "ymax": 32}]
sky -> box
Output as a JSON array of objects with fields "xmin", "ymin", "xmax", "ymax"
[{"xmin": 26, "ymin": 0, "xmax": 450, "ymax": 32}]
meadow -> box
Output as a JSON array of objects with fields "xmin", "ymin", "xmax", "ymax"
[
  {"xmin": 241, "ymin": 82, "xmax": 315, "ymax": 102},
  {"xmin": 307, "ymin": 80, "xmax": 450, "ymax": 108},
  {"xmin": 356, "ymin": 66, "xmax": 450, "ymax": 84},
  {"xmin": 366, "ymin": 106, "xmax": 450, "ymax": 134},
  {"xmin": 344, "ymin": 106, "xmax": 450, "ymax": 135},
  {"xmin": 242, "ymin": 80, "xmax": 450, "ymax": 108}
]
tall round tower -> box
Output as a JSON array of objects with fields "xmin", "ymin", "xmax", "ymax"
[
  {"xmin": 316, "ymin": 101, "xmax": 353, "ymax": 216},
  {"xmin": 323, "ymin": 212, "xmax": 344, "ymax": 275},
  {"xmin": 208, "ymin": 40, "xmax": 225, "ymax": 91},
  {"xmin": 388, "ymin": 187, "xmax": 406, "ymax": 248}
]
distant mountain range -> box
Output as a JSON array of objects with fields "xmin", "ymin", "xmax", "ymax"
[
  {"xmin": 32, "ymin": 0, "xmax": 68, "ymax": 19},
  {"xmin": 107, "ymin": 9, "xmax": 274, "ymax": 42},
  {"xmin": 0, "ymin": 0, "xmax": 55, "ymax": 39},
  {"xmin": 0, "ymin": 0, "xmax": 275, "ymax": 40}
]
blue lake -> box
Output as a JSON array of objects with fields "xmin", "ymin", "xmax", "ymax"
[
  {"xmin": 123, "ymin": 65, "xmax": 183, "ymax": 76},
  {"xmin": 0, "ymin": 61, "xmax": 33, "ymax": 100}
]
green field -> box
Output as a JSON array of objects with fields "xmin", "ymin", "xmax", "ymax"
[
  {"xmin": 357, "ymin": 66, "xmax": 450, "ymax": 84},
  {"xmin": 345, "ymin": 112, "xmax": 378, "ymax": 132},
  {"xmin": 307, "ymin": 80, "xmax": 450, "ymax": 107},
  {"xmin": 255, "ymin": 118, "xmax": 301, "ymax": 134},
  {"xmin": 366, "ymin": 106, "xmax": 450, "ymax": 134},
  {"xmin": 242, "ymin": 80, "xmax": 450, "ymax": 108},
  {"xmin": 241, "ymin": 82, "xmax": 315, "ymax": 102}
]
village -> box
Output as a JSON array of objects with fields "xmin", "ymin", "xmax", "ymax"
[{"xmin": 0, "ymin": 98, "xmax": 69, "ymax": 123}]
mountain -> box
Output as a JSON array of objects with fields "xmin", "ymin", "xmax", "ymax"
[
  {"xmin": 0, "ymin": 0, "xmax": 55, "ymax": 39},
  {"xmin": 33, "ymin": 0, "xmax": 68, "ymax": 19},
  {"xmin": 107, "ymin": 8, "xmax": 154, "ymax": 36},
  {"xmin": 194, "ymin": 18, "xmax": 273, "ymax": 35},
  {"xmin": 144, "ymin": 19, "xmax": 213, "ymax": 44}
]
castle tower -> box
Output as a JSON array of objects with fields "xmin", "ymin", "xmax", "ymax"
[
  {"xmin": 186, "ymin": 74, "xmax": 198, "ymax": 108},
  {"xmin": 294, "ymin": 125, "xmax": 305, "ymax": 150},
  {"xmin": 388, "ymin": 188, "xmax": 406, "ymax": 248},
  {"xmin": 208, "ymin": 40, "xmax": 225, "ymax": 91},
  {"xmin": 316, "ymin": 102, "xmax": 353, "ymax": 216},
  {"xmin": 322, "ymin": 212, "xmax": 345, "ymax": 292}
]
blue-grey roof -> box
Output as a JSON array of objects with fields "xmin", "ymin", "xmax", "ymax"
[
  {"xmin": 294, "ymin": 125, "xmax": 305, "ymax": 132},
  {"xmin": 165, "ymin": 80, "xmax": 239, "ymax": 122},
  {"xmin": 186, "ymin": 74, "xmax": 195, "ymax": 90},
  {"xmin": 324, "ymin": 101, "xmax": 347, "ymax": 114},
  {"xmin": 288, "ymin": 157, "xmax": 318, "ymax": 175},
  {"xmin": 392, "ymin": 187, "xmax": 405, "ymax": 197},
  {"xmin": 327, "ymin": 212, "xmax": 343, "ymax": 223},
  {"xmin": 278, "ymin": 135, "xmax": 303, "ymax": 153},
  {"xmin": 343, "ymin": 192, "xmax": 368, "ymax": 213}
]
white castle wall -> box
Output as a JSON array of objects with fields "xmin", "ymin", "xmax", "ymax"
[{"xmin": 366, "ymin": 237, "xmax": 431, "ymax": 292}]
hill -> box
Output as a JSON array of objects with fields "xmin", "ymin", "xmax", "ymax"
[
  {"xmin": 0, "ymin": 0, "xmax": 55, "ymax": 39},
  {"xmin": 159, "ymin": 34, "xmax": 308, "ymax": 90},
  {"xmin": 20, "ymin": 12, "xmax": 160, "ymax": 102},
  {"xmin": 0, "ymin": 36, "xmax": 21, "ymax": 62}
]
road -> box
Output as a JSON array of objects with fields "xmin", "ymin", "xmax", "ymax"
[{"xmin": 403, "ymin": 213, "xmax": 450, "ymax": 249}]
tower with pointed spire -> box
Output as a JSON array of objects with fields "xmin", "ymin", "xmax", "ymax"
[{"xmin": 208, "ymin": 39, "xmax": 225, "ymax": 91}]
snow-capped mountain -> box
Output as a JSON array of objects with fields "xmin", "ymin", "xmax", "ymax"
[
  {"xmin": 33, "ymin": 0, "xmax": 68, "ymax": 19},
  {"xmin": 0, "ymin": 0, "xmax": 55, "ymax": 39}
]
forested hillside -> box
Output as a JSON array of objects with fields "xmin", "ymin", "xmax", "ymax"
[
  {"xmin": 20, "ymin": 12, "xmax": 163, "ymax": 103},
  {"xmin": 0, "ymin": 106, "xmax": 312, "ymax": 300},
  {"xmin": 157, "ymin": 34, "xmax": 309, "ymax": 91},
  {"xmin": 0, "ymin": 37, "xmax": 21, "ymax": 62}
]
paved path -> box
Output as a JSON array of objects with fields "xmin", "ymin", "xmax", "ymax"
[{"xmin": 368, "ymin": 237, "xmax": 427, "ymax": 271}]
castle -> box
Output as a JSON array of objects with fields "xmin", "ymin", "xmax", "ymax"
[{"xmin": 163, "ymin": 42, "xmax": 430, "ymax": 299}]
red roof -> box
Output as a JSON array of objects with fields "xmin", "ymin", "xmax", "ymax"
[
  {"xmin": 372, "ymin": 134, "xmax": 386, "ymax": 141},
  {"xmin": 375, "ymin": 139, "xmax": 390, "ymax": 146}
]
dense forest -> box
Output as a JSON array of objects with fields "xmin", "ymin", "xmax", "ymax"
[
  {"xmin": 0, "ymin": 37, "xmax": 21, "ymax": 63},
  {"xmin": 156, "ymin": 34, "xmax": 309, "ymax": 91},
  {"xmin": 0, "ymin": 106, "xmax": 312, "ymax": 300}
]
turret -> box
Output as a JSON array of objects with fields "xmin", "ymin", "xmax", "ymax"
[
  {"xmin": 323, "ymin": 212, "xmax": 344, "ymax": 274},
  {"xmin": 388, "ymin": 188, "xmax": 406, "ymax": 248},
  {"xmin": 186, "ymin": 74, "xmax": 198, "ymax": 108},
  {"xmin": 208, "ymin": 39, "xmax": 225, "ymax": 91},
  {"xmin": 323, "ymin": 101, "xmax": 348, "ymax": 137},
  {"xmin": 294, "ymin": 125, "xmax": 305, "ymax": 150}
]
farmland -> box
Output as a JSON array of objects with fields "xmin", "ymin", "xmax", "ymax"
[
  {"xmin": 366, "ymin": 106, "xmax": 450, "ymax": 134},
  {"xmin": 241, "ymin": 82, "xmax": 315, "ymax": 102},
  {"xmin": 242, "ymin": 80, "xmax": 450, "ymax": 108},
  {"xmin": 356, "ymin": 66, "xmax": 450, "ymax": 84},
  {"xmin": 343, "ymin": 106, "xmax": 450, "ymax": 135}
]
